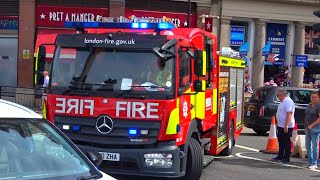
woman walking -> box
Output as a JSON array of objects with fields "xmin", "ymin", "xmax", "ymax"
[{"xmin": 305, "ymin": 91, "xmax": 320, "ymax": 169}]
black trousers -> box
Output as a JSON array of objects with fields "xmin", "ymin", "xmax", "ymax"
[{"xmin": 277, "ymin": 126, "xmax": 293, "ymax": 160}]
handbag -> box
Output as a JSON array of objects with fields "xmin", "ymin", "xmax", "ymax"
[{"xmin": 311, "ymin": 124, "xmax": 320, "ymax": 134}]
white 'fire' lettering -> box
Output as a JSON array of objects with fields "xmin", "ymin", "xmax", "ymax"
[
  {"xmin": 55, "ymin": 98, "xmax": 94, "ymax": 115},
  {"xmin": 116, "ymin": 101, "xmax": 159, "ymax": 118}
]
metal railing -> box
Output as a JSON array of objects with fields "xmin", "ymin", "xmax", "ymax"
[{"xmin": 0, "ymin": 86, "xmax": 43, "ymax": 113}]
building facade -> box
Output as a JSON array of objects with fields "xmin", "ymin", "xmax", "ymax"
[{"xmin": 1, "ymin": 0, "xmax": 320, "ymax": 88}]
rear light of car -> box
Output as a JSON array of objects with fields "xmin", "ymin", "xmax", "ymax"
[{"xmin": 259, "ymin": 106, "xmax": 265, "ymax": 116}]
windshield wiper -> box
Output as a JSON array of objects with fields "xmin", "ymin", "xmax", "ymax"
[
  {"xmin": 130, "ymin": 85, "xmax": 169, "ymax": 89},
  {"xmin": 77, "ymin": 174, "xmax": 99, "ymax": 180}
]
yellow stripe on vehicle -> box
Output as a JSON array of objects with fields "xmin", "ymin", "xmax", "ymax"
[
  {"xmin": 42, "ymin": 101, "xmax": 47, "ymax": 119},
  {"xmin": 34, "ymin": 47, "xmax": 39, "ymax": 85},
  {"xmin": 212, "ymin": 88, "xmax": 217, "ymax": 114},
  {"xmin": 195, "ymin": 92, "xmax": 205, "ymax": 120},
  {"xmin": 202, "ymin": 51, "xmax": 207, "ymax": 76},
  {"xmin": 219, "ymin": 56, "xmax": 245, "ymax": 68},
  {"xmin": 166, "ymin": 98, "xmax": 180, "ymax": 135}
]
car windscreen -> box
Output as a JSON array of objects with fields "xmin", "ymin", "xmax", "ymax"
[
  {"xmin": 250, "ymin": 88, "xmax": 272, "ymax": 102},
  {"xmin": 0, "ymin": 118, "xmax": 101, "ymax": 179}
]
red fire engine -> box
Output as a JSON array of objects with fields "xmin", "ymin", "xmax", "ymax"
[{"xmin": 35, "ymin": 16, "xmax": 246, "ymax": 179}]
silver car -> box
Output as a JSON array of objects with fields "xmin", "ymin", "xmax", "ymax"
[{"xmin": 0, "ymin": 99, "xmax": 115, "ymax": 180}]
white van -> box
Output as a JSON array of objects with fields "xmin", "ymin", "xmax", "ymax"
[{"xmin": 0, "ymin": 99, "xmax": 115, "ymax": 180}]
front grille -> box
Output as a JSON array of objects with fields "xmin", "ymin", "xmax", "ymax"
[{"xmin": 54, "ymin": 115, "xmax": 161, "ymax": 148}]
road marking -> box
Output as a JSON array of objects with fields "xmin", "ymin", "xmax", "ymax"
[
  {"xmin": 235, "ymin": 145, "xmax": 259, "ymax": 152},
  {"xmin": 214, "ymin": 155, "xmax": 234, "ymax": 159},
  {"xmin": 234, "ymin": 144, "xmax": 320, "ymax": 173}
]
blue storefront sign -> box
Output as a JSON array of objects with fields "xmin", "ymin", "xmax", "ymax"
[
  {"xmin": 230, "ymin": 25, "xmax": 245, "ymax": 46},
  {"xmin": 239, "ymin": 42, "xmax": 248, "ymax": 57},
  {"xmin": 266, "ymin": 23, "xmax": 287, "ymax": 65},
  {"xmin": 295, "ymin": 55, "xmax": 308, "ymax": 67},
  {"xmin": 0, "ymin": 16, "xmax": 18, "ymax": 30}
]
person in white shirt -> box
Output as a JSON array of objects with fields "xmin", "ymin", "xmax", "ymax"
[
  {"xmin": 272, "ymin": 88, "xmax": 295, "ymax": 163},
  {"xmin": 42, "ymin": 71, "xmax": 49, "ymax": 104}
]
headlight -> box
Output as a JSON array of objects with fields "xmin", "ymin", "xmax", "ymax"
[{"xmin": 144, "ymin": 153, "xmax": 173, "ymax": 167}]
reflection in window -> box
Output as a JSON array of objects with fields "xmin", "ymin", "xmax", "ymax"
[{"xmin": 179, "ymin": 51, "xmax": 190, "ymax": 90}]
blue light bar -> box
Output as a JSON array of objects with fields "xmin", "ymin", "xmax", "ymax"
[
  {"xmin": 65, "ymin": 21, "xmax": 174, "ymax": 31},
  {"xmin": 72, "ymin": 125, "xmax": 81, "ymax": 132},
  {"xmin": 128, "ymin": 128, "xmax": 138, "ymax": 135}
]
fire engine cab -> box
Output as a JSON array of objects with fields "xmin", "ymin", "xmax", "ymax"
[{"xmin": 36, "ymin": 16, "xmax": 246, "ymax": 180}]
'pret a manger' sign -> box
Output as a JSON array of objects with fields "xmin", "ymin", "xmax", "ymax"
[{"xmin": 36, "ymin": 5, "xmax": 108, "ymax": 27}]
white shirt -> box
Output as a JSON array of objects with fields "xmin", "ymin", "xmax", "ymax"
[
  {"xmin": 276, "ymin": 96, "xmax": 295, "ymax": 128},
  {"xmin": 43, "ymin": 76, "xmax": 49, "ymax": 88}
]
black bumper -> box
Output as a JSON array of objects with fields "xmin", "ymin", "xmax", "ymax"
[{"xmin": 78, "ymin": 142, "xmax": 185, "ymax": 178}]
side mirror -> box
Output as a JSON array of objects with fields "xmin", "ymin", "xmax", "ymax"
[
  {"xmin": 37, "ymin": 45, "xmax": 46, "ymax": 72},
  {"xmin": 193, "ymin": 80, "xmax": 206, "ymax": 92},
  {"xmin": 87, "ymin": 151, "xmax": 103, "ymax": 167},
  {"xmin": 153, "ymin": 47, "xmax": 167, "ymax": 59},
  {"xmin": 194, "ymin": 50, "xmax": 206, "ymax": 77},
  {"xmin": 161, "ymin": 39, "xmax": 178, "ymax": 50}
]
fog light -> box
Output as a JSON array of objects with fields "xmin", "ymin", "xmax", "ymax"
[
  {"xmin": 140, "ymin": 129, "xmax": 149, "ymax": 135},
  {"xmin": 144, "ymin": 153, "xmax": 173, "ymax": 167}
]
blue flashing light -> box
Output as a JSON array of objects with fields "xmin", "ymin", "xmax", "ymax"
[
  {"xmin": 64, "ymin": 21, "xmax": 174, "ymax": 31},
  {"xmin": 72, "ymin": 125, "xmax": 81, "ymax": 132},
  {"xmin": 131, "ymin": 22, "xmax": 139, "ymax": 28},
  {"xmin": 158, "ymin": 22, "xmax": 174, "ymax": 30},
  {"xmin": 140, "ymin": 23, "xmax": 148, "ymax": 29},
  {"xmin": 128, "ymin": 128, "xmax": 138, "ymax": 136},
  {"xmin": 176, "ymin": 124, "xmax": 181, "ymax": 133}
]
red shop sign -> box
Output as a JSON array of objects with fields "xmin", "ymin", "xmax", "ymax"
[
  {"xmin": 125, "ymin": 9, "xmax": 197, "ymax": 28},
  {"xmin": 36, "ymin": 5, "xmax": 108, "ymax": 27}
]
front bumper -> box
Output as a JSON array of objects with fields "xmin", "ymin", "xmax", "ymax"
[{"xmin": 78, "ymin": 142, "xmax": 185, "ymax": 178}]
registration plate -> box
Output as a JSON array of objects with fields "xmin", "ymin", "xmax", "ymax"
[{"xmin": 99, "ymin": 152, "xmax": 120, "ymax": 161}]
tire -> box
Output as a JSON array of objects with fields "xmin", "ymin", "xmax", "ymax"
[
  {"xmin": 184, "ymin": 138, "xmax": 203, "ymax": 180},
  {"xmin": 253, "ymin": 128, "xmax": 267, "ymax": 136},
  {"xmin": 221, "ymin": 123, "xmax": 234, "ymax": 156}
]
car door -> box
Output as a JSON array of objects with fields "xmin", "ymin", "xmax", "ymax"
[{"xmin": 292, "ymin": 89, "xmax": 312, "ymax": 129}]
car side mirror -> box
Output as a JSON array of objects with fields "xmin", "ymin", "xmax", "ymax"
[
  {"xmin": 194, "ymin": 80, "xmax": 205, "ymax": 92},
  {"xmin": 87, "ymin": 151, "xmax": 103, "ymax": 167},
  {"xmin": 194, "ymin": 50, "xmax": 206, "ymax": 77}
]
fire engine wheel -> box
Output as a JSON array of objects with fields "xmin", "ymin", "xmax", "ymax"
[
  {"xmin": 184, "ymin": 137, "xmax": 203, "ymax": 180},
  {"xmin": 221, "ymin": 123, "xmax": 234, "ymax": 156}
]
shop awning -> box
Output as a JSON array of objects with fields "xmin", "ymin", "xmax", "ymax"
[{"xmin": 34, "ymin": 28, "xmax": 76, "ymax": 58}]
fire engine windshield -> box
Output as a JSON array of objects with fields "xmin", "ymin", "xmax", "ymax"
[{"xmin": 50, "ymin": 47, "xmax": 175, "ymax": 97}]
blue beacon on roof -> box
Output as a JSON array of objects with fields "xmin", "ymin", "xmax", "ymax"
[{"xmin": 64, "ymin": 21, "xmax": 175, "ymax": 30}]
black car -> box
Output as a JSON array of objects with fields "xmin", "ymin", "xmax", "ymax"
[{"xmin": 244, "ymin": 86, "xmax": 317, "ymax": 135}]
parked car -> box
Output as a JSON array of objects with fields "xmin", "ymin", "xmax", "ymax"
[
  {"xmin": 0, "ymin": 99, "xmax": 115, "ymax": 180},
  {"xmin": 243, "ymin": 86, "xmax": 317, "ymax": 135}
]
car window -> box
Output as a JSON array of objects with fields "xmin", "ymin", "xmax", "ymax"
[
  {"xmin": 273, "ymin": 90, "xmax": 292, "ymax": 102},
  {"xmin": 251, "ymin": 88, "xmax": 272, "ymax": 101},
  {"xmin": 293, "ymin": 90, "xmax": 312, "ymax": 104},
  {"xmin": 0, "ymin": 118, "xmax": 101, "ymax": 179}
]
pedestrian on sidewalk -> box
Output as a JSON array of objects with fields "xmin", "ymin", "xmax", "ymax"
[
  {"xmin": 272, "ymin": 88, "xmax": 295, "ymax": 163},
  {"xmin": 41, "ymin": 71, "xmax": 49, "ymax": 108},
  {"xmin": 304, "ymin": 91, "xmax": 320, "ymax": 170}
]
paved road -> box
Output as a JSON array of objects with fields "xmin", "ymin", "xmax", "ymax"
[{"xmin": 113, "ymin": 127, "xmax": 320, "ymax": 180}]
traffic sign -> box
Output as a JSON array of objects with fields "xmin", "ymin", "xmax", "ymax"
[{"xmin": 295, "ymin": 55, "xmax": 308, "ymax": 67}]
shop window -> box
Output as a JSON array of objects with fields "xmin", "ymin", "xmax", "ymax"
[
  {"xmin": 179, "ymin": 51, "xmax": 191, "ymax": 91},
  {"xmin": 0, "ymin": 36, "xmax": 17, "ymax": 87}
]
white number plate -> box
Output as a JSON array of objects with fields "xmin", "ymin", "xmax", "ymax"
[
  {"xmin": 246, "ymin": 111, "xmax": 250, "ymax": 116},
  {"xmin": 99, "ymin": 152, "xmax": 120, "ymax": 161}
]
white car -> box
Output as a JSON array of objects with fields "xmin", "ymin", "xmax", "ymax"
[{"xmin": 0, "ymin": 99, "xmax": 116, "ymax": 180}]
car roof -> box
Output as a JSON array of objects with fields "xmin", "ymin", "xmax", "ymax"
[{"xmin": 0, "ymin": 99, "xmax": 42, "ymax": 119}]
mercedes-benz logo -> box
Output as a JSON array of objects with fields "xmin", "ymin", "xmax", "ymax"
[{"xmin": 96, "ymin": 115, "xmax": 113, "ymax": 134}]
